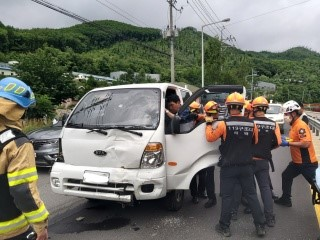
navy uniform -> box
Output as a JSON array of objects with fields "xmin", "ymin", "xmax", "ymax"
[
  {"xmin": 251, "ymin": 96, "xmax": 282, "ymax": 227},
  {"xmin": 205, "ymin": 92, "xmax": 266, "ymax": 237}
]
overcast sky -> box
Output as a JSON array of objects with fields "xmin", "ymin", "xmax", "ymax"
[{"xmin": 1, "ymin": 0, "xmax": 320, "ymax": 53}]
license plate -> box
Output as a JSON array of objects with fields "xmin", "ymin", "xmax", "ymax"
[{"xmin": 83, "ymin": 171, "xmax": 110, "ymax": 185}]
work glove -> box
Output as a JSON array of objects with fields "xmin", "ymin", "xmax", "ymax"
[
  {"xmin": 205, "ymin": 116, "xmax": 214, "ymax": 125},
  {"xmin": 280, "ymin": 135, "xmax": 289, "ymax": 147}
]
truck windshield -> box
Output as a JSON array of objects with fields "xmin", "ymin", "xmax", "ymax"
[{"xmin": 67, "ymin": 88, "xmax": 160, "ymax": 130}]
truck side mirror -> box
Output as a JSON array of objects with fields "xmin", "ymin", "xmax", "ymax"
[
  {"xmin": 171, "ymin": 116, "xmax": 181, "ymax": 134},
  {"xmin": 61, "ymin": 113, "xmax": 69, "ymax": 125}
]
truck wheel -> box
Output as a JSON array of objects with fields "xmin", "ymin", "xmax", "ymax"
[{"xmin": 165, "ymin": 190, "xmax": 184, "ymax": 211}]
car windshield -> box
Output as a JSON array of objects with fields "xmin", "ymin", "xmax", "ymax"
[
  {"xmin": 67, "ymin": 88, "xmax": 160, "ymax": 130},
  {"xmin": 266, "ymin": 105, "xmax": 282, "ymax": 114}
]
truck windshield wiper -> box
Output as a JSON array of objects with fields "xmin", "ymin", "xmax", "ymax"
[
  {"xmin": 87, "ymin": 129, "xmax": 108, "ymax": 135},
  {"xmin": 103, "ymin": 126, "xmax": 143, "ymax": 137},
  {"xmin": 66, "ymin": 122, "xmax": 84, "ymax": 128}
]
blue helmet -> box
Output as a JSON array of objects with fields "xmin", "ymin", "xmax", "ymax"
[{"xmin": 0, "ymin": 77, "xmax": 36, "ymax": 108}]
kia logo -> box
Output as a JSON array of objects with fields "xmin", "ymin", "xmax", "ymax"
[{"xmin": 94, "ymin": 150, "xmax": 107, "ymax": 156}]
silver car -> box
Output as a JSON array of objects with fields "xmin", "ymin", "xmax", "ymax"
[{"xmin": 27, "ymin": 120, "xmax": 63, "ymax": 167}]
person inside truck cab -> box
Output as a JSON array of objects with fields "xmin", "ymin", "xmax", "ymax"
[{"xmin": 165, "ymin": 94, "xmax": 195, "ymax": 134}]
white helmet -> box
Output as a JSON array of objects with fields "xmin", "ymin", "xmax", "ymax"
[{"xmin": 282, "ymin": 100, "xmax": 301, "ymax": 113}]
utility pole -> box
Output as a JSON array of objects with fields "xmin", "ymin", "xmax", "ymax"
[
  {"xmin": 166, "ymin": 1, "xmax": 182, "ymax": 83},
  {"xmin": 169, "ymin": 0, "xmax": 175, "ymax": 83}
]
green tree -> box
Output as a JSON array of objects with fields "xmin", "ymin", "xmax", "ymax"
[
  {"xmin": 26, "ymin": 94, "xmax": 55, "ymax": 119},
  {"xmin": 15, "ymin": 46, "xmax": 79, "ymax": 105},
  {"xmin": 204, "ymin": 38, "xmax": 222, "ymax": 85}
]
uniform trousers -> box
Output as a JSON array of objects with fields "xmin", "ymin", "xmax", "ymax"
[
  {"xmin": 190, "ymin": 166, "xmax": 215, "ymax": 198},
  {"xmin": 219, "ymin": 165, "xmax": 265, "ymax": 228},
  {"xmin": 282, "ymin": 162, "xmax": 318, "ymax": 199},
  {"xmin": 254, "ymin": 160, "xmax": 274, "ymax": 219}
]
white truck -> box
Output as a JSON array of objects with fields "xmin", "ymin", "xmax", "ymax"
[{"xmin": 50, "ymin": 83, "xmax": 245, "ymax": 210}]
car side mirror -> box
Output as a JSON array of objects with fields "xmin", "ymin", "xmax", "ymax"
[{"xmin": 171, "ymin": 116, "xmax": 181, "ymax": 134}]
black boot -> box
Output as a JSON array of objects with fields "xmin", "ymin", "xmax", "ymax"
[
  {"xmin": 266, "ymin": 215, "xmax": 275, "ymax": 227},
  {"xmin": 198, "ymin": 192, "xmax": 208, "ymax": 199},
  {"xmin": 255, "ymin": 224, "xmax": 266, "ymax": 237},
  {"xmin": 204, "ymin": 196, "xmax": 217, "ymax": 208},
  {"xmin": 192, "ymin": 196, "xmax": 199, "ymax": 204},
  {"xmin": 215, "ymin": 223, "xmax": 231, "ymax": 237},
  {"xmin": 274, "ymin": 196, "xmax": 292, "ymax": 207}
]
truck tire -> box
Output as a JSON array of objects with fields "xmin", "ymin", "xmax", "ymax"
[{"xmin": 164, "ymin": 190, "xmax": 184, "ymax": 211}]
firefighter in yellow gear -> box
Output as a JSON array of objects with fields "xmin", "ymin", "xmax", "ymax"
[{"xmin": 0, "ymin": 77, "xmax": 49, "ymax": 240}]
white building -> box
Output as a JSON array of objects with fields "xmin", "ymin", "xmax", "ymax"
[
  {"xmin": 110, "ymin": 71, "xmax": 127, "ymax": 80},
  {"xmin": 72, "ymin": 72, "xmax": 114, "ymax": 83},
  {"xmin": 256, "ymin": 81, "xmax": 276, "ymax": 91},
  {"xmin": 146, "ymin": 73, "xmax": 161, "ymax": 82},
  {"xmin": 0, "ymin": 62, "xmax": 16, "ymax": 76}
]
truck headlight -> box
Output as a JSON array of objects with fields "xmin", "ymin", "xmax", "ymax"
[{"xmin": 140, "ymin": 143, "xmax": 164, "ymax": 169}]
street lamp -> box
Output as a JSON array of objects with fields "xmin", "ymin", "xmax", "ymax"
[{"xmin": 201, "ymin": 18, "xmax": 230, "ymax": 87}]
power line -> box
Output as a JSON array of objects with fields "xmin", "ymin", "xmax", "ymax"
[
  {"xmin": 30, "ymin": 0, "xmax": 171, "ymax": 57},
  {"xmin": 190, "ymin": 0, "xmax": 219, "ymax": 36},
  {"xmin": 96, "ymin": 0, "xmax": 150, "ymax": 28},
  {"xmin": 202, "ymin": 0, "xmax": 238, "ymax": 47},
  {"xmin": 227, "ymin": 0, "xmax": 312, "ymax": 27}
]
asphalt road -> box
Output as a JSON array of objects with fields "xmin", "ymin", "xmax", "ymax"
[{"xmin": 37, "ymin": 124, "xmax": 320, "ymax": 240}]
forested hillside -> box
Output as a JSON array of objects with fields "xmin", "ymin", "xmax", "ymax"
[{"xmin": 0, "ymin": 19, "xmax": 319, "ymax": 112}]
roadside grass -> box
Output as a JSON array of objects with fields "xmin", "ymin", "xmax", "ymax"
[{"xmin": 22, "ymin": 119, "xmax": 52, "ymax": 134}]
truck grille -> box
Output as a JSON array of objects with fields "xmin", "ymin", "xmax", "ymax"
[{"xmin": 64, "ymin": 178, "xmax": 134, "ymax": 195}]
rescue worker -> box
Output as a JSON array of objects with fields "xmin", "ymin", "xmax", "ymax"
[
  {"xmin": 275, "ymin": 100, "xmax": 318, "ymax": 207},
  {"xmin": 244, "ymin": 100, "xmax": 253, "ymax": 118},
  {"xmin": 205, "ymin": 92, "xmax": 266, "ymax": 237},
  {"xmin": 0, "ymin": 77, "xmax": 49, "ymax": 240},
  {"xmin": 189, "ymin": 101, "xmax": 207, "ymax": 203},
  {"xmin": 251, "ymin": 96, "xmax": 281, "ymax": 227},
  {"xmin": 230, "ymin": 100, "xmax": 253, "ymax": 219},
  {"xmin": 201, "ymin": 101, "xmax": 219, "ymax": 208},
  {"xmin": 189, "ymin": 101, "xmax": 205, "ymax": 124}
]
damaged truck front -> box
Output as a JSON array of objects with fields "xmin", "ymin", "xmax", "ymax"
[{"xmin": 50, "ymin": 83, "xmax": 224, "ymax": 211}]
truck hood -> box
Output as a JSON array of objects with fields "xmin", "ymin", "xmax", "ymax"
[{"xmin": 61, "ymin": 128, "xmax": 154, "ymax": 169}]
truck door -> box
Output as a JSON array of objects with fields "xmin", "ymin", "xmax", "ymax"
[
  {"xmin": 164, "ymin": 87, "xmax": 222, "ymax": 190},
  {"xmin": 165, "ymin": 123, "xmax": 221, "ymax": 190}
]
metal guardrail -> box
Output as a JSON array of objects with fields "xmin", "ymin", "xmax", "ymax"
[{"xmin": 307, "ymin": 113, "xmax": 320, "ymax": 137}]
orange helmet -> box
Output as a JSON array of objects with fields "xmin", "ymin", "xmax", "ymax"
[
  {"xmin": 244, "ymin": 100, "xmax": 252, "ymax": 111},
  {"xmin": 252, "ymin": 96, "xmax": 269, "ymax": 108},
  {"xmin": 204, "ymin": 100, "xmax": 218, "ymax": 114},
  {"xmin": 225, "ymin": 92, "xmax": 245, "ymax": 106},
  {"xmin": 189, "ymin": 101, "xmax": 201, "ymax": 112}
]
